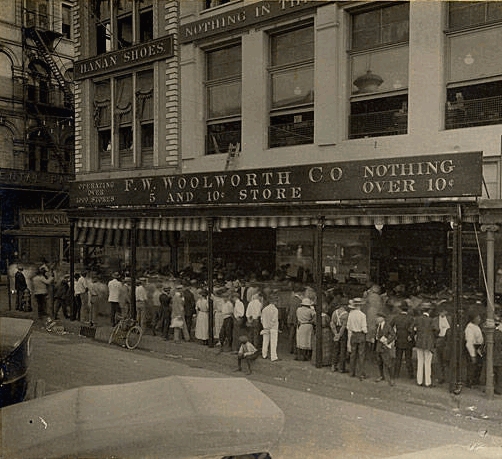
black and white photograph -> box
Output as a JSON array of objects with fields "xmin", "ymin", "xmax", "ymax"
[{"xmin": 2, "ymin": 1, "xmax": 502, "ymax": 458}]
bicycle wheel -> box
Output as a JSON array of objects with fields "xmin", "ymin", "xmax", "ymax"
[
  {"xmin": 126, "ymin": 325, "xmax": 143, "ymax": 350},
  {"xmin": 108, "ymin": 323, "xmax": 121, "ymax": 345}
]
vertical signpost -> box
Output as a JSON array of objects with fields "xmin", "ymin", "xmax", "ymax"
[{"xmin": 315, "ymin": 216, "xmax": 324, "ymax": 368}]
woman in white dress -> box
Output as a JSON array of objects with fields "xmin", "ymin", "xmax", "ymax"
[{"xmin": 194, "ymin": 289, "xmax": 209, "ymax": 344}]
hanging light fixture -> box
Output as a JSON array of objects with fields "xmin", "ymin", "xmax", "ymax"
[{"xmin": 354, "ymin": 54, "xmax": 384, "ymax": 93}]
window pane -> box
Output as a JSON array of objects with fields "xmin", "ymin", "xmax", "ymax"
[
  {"xmin": 271, "ymin": 67, "xmax": 313, "ymax": 108},
  {"xmin": 352, "ymin": 10, "xmax": 380, "ymax": 49},
  {"xmin": 351, "ymin": 46, "xmax": 409, "ymax": 94},
  {"xmin": 207, "ymin": 81, "xmax": 241, "ymax": 118},
  {"xmin": 98, "ymin": 130, "xmax": 111, "ymax": 152},
  {"xmin": 62, "ymin": 4, "xmax": 71, "ymax": 39},
  {"xmin": 271, "ymin": 27, "xmax": 314, "ymax": 67},
  {"xmin": 96, "ymin": 0, "xmax": 111, "ymax": 19},
  {"xmin": 141, "ymin": 123, "xmax": 154, "ymax": 149},
  {"xmin": 353, "ymin": 4, "xmax": 409, "ymax": 49},
  {"xmin": 118, "ymin": 0, "xmax": 133, "ymax": 13},
  {"xmin": 269, "ymin": 111, "xmax": 314, "ymax": 148},
  {"xmin": 115, "ymin": 76, "xmax": 133, "ymax": 123},
  {"xmin": 449, "ymin": 1, "xmax": 486, "ymax": 29},
  {"xmin": 207, "ymin": 45, "xmax": 241, "ymax": 80},
  {"xmin": 448, "ymin": 28, "xmax": 502, "ymax": 82},
  {"xmin": 140, "ymin": 9, "xmax": 153, "ymax": 42},
  {"xmin": 97, "ymin": 22, "xmax": 111, "ymax": 54},
  {"xmin": 487, "ymin": 2, "xmax": 502, "ymax": 22},
  {"xmin": 95, "ymin": 80, "xmax": 111, "ymax": 126},
  {"xmin": 118, "ymin": 14, "xmax": 133, "ymax": 48},
  {"xmin": 207, "ymin": 121, "xmax": 241, "ymax": 155},
  {"xmin": 137, "ymin": 70, "xmax": 153, "ymax": 121},
  {"xmin": 119, "ymin": 126, "xmax": 133, "ymax": 150}
]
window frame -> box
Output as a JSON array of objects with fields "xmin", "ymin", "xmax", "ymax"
[
  {"xmin": 94, "ymin": 0, "xmax": 154, "ymax": 55},
  {"xmin": 62, "ymin": 3, "xmax": 72, "ymax": 39},
  {"xmin": 348, "ymin": 3, "xmax": 409, "ymax": 139},
  {"xmin": 204, "ymin": 41, "xmax": 242, "ymax": 156},
  {"xmin": 93, "ymin": 67, "xmax": 155, "ymax": 171},
  {"xmin": 268, "ymin": 23, "xmax": 315, "ymax": 149}
]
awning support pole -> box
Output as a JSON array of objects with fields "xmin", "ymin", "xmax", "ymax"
[
  {"xmin": 130, "ymin": 219, "xmax": 137, "ymax": 319},
  {"xmin": 482, "ymin": 224, "xmax": 498, "ymax": 400},
  {"xmin": 315, "ymin": 215, "xmax": 325, "ymax": 368},
  {"xmin": 69, "ymin": 219, "xmax": 75, "ymax": 318},
  {"xmin": 452, "ymin": 206, "xmax": 463, "ymax": 393},
  {"xmin": 207, "ymin": 217, "xmax": 215, "ymax": 348}
]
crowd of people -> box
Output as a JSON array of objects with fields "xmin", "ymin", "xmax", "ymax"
[{"xmin": 10, "ymin": 261, "xmax": 502, "ymax": 394}]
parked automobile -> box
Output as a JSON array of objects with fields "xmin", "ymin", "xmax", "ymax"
[
  {"xmin": 0, "ymin": 317, "xmax": 33, "ymax": 408},
  {"xmin": 1, "ymin": 375, "xmax": 284, "ymax": 459}
]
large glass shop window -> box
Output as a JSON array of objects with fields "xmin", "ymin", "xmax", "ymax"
[{"xmin": 276, "ymin": 228, "xmax": 371, "ymax": 284}]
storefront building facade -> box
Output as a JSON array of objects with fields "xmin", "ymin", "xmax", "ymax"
[
  {"xmin": 0, "ymin": 0, "xmax": 75, "ymax": 272},
  {"xmin": 71, "ymin": 2, "xmax": 502, "ymax": 380}
]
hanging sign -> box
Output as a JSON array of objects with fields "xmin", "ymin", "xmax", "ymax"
[{"xmin": 70, "ymin": 151, "xmax": 482, "ymax": 208}]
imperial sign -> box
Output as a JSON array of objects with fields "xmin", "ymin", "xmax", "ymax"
[{"xmin": 70, "ymin": 152, "xmax": 482, "ymax": 208}]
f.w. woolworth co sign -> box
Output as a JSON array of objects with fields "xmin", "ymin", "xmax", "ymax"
[{"xmin": 70, "ymin": 152, "xmax": 482, "ymax": 208}]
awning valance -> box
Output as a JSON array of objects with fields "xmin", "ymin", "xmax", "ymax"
[{"xmin": 74, "ymin": 211, "xmax": 479, "ymax": 246}]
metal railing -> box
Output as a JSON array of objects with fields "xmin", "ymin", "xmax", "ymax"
[
  {"xmin": 269, "ymin": 120, "xmax": 314, "ymax": 148},
  {"xmin": 445, "ymin": 94, "xmax": 502, "ymax": 129},
  {"xmin": 349, "ymin": 108, "xmax": 407, "ymax": 139}
]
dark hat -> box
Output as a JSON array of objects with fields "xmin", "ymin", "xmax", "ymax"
[
  {"xmin": 162, "ymin": 286, "xmax": 171, "ymax": 292},
  {"xmin": 112, "ymin": 271, "xmax": 120, "ymax": 278},
  {"xmin": 351, "ymin": 297, "xmax": 365, "ymax": 307},
  {"xmin": 421, "ymin": 302, "xmax": 432, "ymax": 311}
]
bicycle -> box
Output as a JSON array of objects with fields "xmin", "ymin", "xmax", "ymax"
[{"xmin": 108, "ymin": 314, "xmax": 143, "ymax": 350}]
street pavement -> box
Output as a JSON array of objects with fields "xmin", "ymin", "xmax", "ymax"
[
  {"xmin": 13, "ymin": 328, "xmax": 502, "ymax": 459},
  {"xmin": 2, "ymin": 277, "xmax": 502, "ymax": 435}
]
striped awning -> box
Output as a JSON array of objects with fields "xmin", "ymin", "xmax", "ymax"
[{"xmin": 75, "ymin": 211, "xmax": 478, "ymax": 246}]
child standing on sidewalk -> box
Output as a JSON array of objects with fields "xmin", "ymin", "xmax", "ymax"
[{"xmin": 235, "ymin": 335, "xmax": 258, "ymax": 375}]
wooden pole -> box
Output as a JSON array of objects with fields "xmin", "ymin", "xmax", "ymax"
[
  {"xmin": 315, "ymin": 216, "xmax": 324, "ymax": 368},
  {"xmin": 207, "ymin": 217, "xmax": 214, "ymax": 348}
]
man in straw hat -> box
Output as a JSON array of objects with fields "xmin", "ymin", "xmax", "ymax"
[
  {"xmin": 347, "ymin": 297, "xmax": 367, "ymax": 380},
  {"xmin": 295, "ymin": 297, "xmax": 315, "ymax": 361}
]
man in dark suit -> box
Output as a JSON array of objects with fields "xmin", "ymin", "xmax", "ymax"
[
  {"xmin": 14, "ymin": 266, "xmax": 27, "ymax": 311},
  {"xmin": 390, "ymin": 302, "xmax": 415, "ymax": 379},
  {"xmin": 433, "ymin": 305, "xmax": 452, "ymax": 385},
  {"xmin": 375, "ymin": 311, "xmax": 397, "ymax": 386}
]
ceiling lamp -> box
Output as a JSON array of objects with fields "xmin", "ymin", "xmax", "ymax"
[{"xmin": 353, "ymin": 70, "xmax": 383, "ymax": 93}]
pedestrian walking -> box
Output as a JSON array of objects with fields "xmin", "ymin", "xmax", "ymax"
[
  {"xmin": 73, "ymin": 271, "xmax": 88, "ymax": 321},
  {"xmin": 347, "ymin": 297, "xmax": 367, "ymax": 380},
  {"xmin": 194, "ymin": 289, "xmax": 209, "ymax": 344},
  {"xmin": 246, "ymin": 291, "xmax": 263, "ymax": 350},
  {"xmin": 54, "ymin": 274, "xmax": 71, "ymax": 320},
  {"xmin": 159, "ymin": 286, "xmax": 172, "ymax": 340},
  {"xmin": 464, "ymin": 311, "xmax": 484, "ymax": 388},
  {"xmin": 231, "ymin": 290, "xmax": 246, "ymax": 352},
  {"xmin": 14, "ymin": 265, "xmax": 27, "ymax": 311}
]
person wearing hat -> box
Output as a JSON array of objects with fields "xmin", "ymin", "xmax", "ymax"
[
  {"xmin": 135, "ymin": 278, "xmax": 149, "ymax": 331},
  {"xmin": 414, "ymin": 303, "xmax": 438, "ymax": 388},
  {"xmin": 54, "ymin": 274, "xmax": 71, "ymax": 320},
  {"xmin": 170, "ymin": 284, "xmax": 190, "ymax": 343},
  {"xmin": 375, "ymin": 311, "xmax": 396, "ymax": 386},
  {"xmin": 295, "ymin": 297, "xmax": 315, "ymax": 361},
  {"xmin": 32, "ymin": 267, "xmax": 54, "ymax": 319},
  {"xmin": 14, "ymin": 265, "xmax": 27, "ymax": 311},
  {"xmin": 108, "ymin": 272, "xmax": 123, "ymax": 327},
  {"xmin": 390, "ymin": 301, "xmax": 415, "ymax": 380},
  {"xmin": 346, "ymin": 298, "xmax": 367, "ymax": 380},
  {"xmin": 246, "ymin": 291, "xmax": 264, "ymax": 350},
  {"xmin": 330, "ymin": 299, "xmax": 349, "ymax": 373},
  {"xmin": 73, "ymin": 270, "xmax": 88, "ymax": 321},
  {"xmin": 464, "ymin": 310, "xmax": 484, "ymax": 389}
]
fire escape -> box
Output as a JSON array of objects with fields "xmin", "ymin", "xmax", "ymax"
[{"xmin": 21, "ymin": 2, "xmax": 75, "ymax": 193}]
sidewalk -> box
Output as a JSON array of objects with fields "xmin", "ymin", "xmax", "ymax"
[{"xmin": 4, "ymin": 298, "xmax": 502, "ymax": 425}]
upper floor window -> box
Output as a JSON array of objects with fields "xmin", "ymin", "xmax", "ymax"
[
  {"xmin": 62, "ymin": 4, "xmax": 72, "ymax": 39},
  {"xmin": 94, "ymin": 0, "xmax": 153, "ymax": 55},
  {"xmin": 203, "ymin": 0, "xmax": 232, "ymax": 10},
  {"xmin": 349, "ymin": 3, "xmax": 409, "ymax": 139},
  {"xmin": 446, "ymin": 2, "xmax": 502, "ymax": 130},
  {"xmin": 93, "ymin": 69, "xmax": 154, "ymax": 170},
  {"xmin": 448, "ymin": 1, "xmax": 502, "ymax": 31},
  {"xmin": 269, "ymin": 25, "xmax": 314, "ymax": 148},
  {"xmin": 26, "ymin": 0, "xmax": 49, "ymax": 29},
  {"xmin": 205, "ymin": 43, "xmax": 241, "ymax": 155}
]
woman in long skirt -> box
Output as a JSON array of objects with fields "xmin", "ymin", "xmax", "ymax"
[
  {"xmin": 195, "ymin": 290, "xmax": 209, "ymax": 344},
  {"xmin": 295, "ymin": 297, "xmax": 316, "ymax": 361}
]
